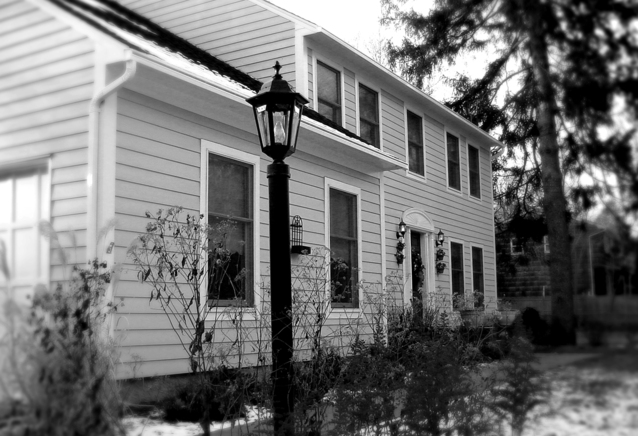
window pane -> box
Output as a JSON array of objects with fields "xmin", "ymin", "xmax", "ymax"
[
  {"xmin": 468, "ymin": 145, "xmax": 480, "ymax": 198},
  {"xmin": 447, "ymin": 133, "xmax": 460, "ymax": 190},
  {"xmin": 14, "ymin": 228, "xmax": 36, "ymax": 278},
  {"xmin": 318, "ymin": 101, "xmax": 340, "ymax": 124},
  {"xmin": 209, "ymin": 154, "xmax": 251, "ymax": 219},
  {"xmin": 409, "ymin": 143, "xmax": 424, "ymax": 176},
  {"xmin": 317, "ymin": 62, "xmax": 340, "ymax": 105},
  {"xmin": 330, "ymin": 189, "xmax": 356, "ymax": 238},
  {"xmin": 15, "ymin": 174, "xmax": 38, "ymax": 223},
  {"xmin": 359, "ymin": 84, "xmax": 378, "ymax": 123},
  {"xmin": 207, "ymin": 153, "xmax": 253, "ymax": 304},
  {"xmin": 0, "ymin": 179, "xmax": 11, "ymax": 224},
  {"xmin": 359, "ymin": 120, "xmax": 379, "ymax": 148},
  {"xmin": 407, "ymin": 111, "xmax": 422, "ymax": 145}
]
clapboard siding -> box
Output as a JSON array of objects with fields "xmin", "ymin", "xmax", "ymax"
[
  {"xmin": 0, "ymin": 2, "xmax": 94, "ymax": 273},
  {"xmin": 381, "ymin": 91, "xmax": 405, "ymax": 158},
  {"xmin": 382, "ymin": 109, "xmax": 497, "ymax": 303},
  {"xmin": 344, "ymin": 68, "xmax": 357, "ymax": 132},
  {"xmin": 307, "ymin": 51, "xmax": 314, "ymax": 106},
  {"xmin": 114, "ymin": 90, "xmax": 381, "ymax": 375},
  {"xmin": 121, "ymin": 0, "xmax": 298, "ymax": 86}
]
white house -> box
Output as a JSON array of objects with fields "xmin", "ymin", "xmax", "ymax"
[{"xmin": 0, "ymin": 0, "xmax": 502, "ymax": 377}]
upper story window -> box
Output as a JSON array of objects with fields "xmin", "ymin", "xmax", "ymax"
[
  {"xmin": 468, "ymin": 144, "xmax": 480, "ymax": 198},
  {"xmin": 543, "ymin": 235, "xmax": 550, "ymax": 254},
  {"xmin": 206, "ymin": 150, "xmax": 255, "ymax": 306},
  {"xmin": 317, "ymin": 61, "xmax": 341, "ymax": 125},
  {"xmin": 450, "ymin": 241, "xmax": 464, "ymax": 306},
  {"xmin": 447, "ymin": 132, "xmax": 461, "ymax": 190},
  {"xmin": 328, "ymin": 185, "xmax": 360, "ymax": 308},
  {"xmin": 407, "ymin": 110, "xmax": 424, "ymax": 176},
  {"xmin": 358, "ymin": 83, "xmax": 379, "ymax": 148}
]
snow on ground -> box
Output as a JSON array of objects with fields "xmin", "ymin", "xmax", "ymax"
[
  {"xmin": 123, "ymin": 406, "xmax": 270, "ymax": 436},
  {"xmin": 525, "ymin": 362, "xmax": 638, "ymax": 436},
  {"xmin": 123, "ymin": 354, "xmax": 638, "ymax": 436}
]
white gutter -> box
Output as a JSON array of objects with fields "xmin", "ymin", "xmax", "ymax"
[{"xmin": 87, "ymin": 52, "xmax": 136, "ymax": 259}]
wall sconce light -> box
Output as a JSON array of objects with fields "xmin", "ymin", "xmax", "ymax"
[
  {"xmin": 395, "ymin": 220, "xmax": 407, "ymax": 265},
  {"xmin": 435, "ymin": 229, "xmax": 445, "ymax": 247},
  {"xmin": 291, "ymin": 215, "xmax": 310, "ymax": 254}
]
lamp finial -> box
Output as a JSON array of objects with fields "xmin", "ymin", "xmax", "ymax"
[{"xmin": 273, "ymin": 61, "xmax": 282, "ymax": 79}]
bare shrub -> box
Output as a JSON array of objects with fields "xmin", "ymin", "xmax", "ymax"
[{"xmin": 0, "ymin": 260, "xmax": 123, "ymax": 436}]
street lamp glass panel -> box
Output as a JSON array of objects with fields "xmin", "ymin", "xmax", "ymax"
[
  {"xmin": 273, "ymin": 110, "xmax": 287, "ymax": 144},
  {"xmin": 289, "ymin": 103, "xmax": 301, "ymax": 151},
  {"xmin": 256, "ymin": 105, "xmax": 270, "ymax": 147}
]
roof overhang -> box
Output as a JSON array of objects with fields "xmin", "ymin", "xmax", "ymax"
[
  {"xmin": 122, "ymin": 52, "xmax": 404, "ymax": 173},
  {"xmin": 304, "ymin": 31, "xmax": 503, "ymax": 152}
]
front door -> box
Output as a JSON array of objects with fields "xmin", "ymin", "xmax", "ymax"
[{"xmin": 410, "ymin": 231, "xmax": 425, "ymax": 302}]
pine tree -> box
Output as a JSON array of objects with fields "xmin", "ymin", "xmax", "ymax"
[{"xmin": 382, "ymin": 0, "xmax": 638, "ymax": 344}]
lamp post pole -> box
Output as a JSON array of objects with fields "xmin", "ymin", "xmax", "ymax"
[
  {"xmin": 246, "ymin": 62, "xmax": 308, "ymax": 436},
  {"xmin": 268, "ymin": 160, "xmax": 294, "ymax": 436}
]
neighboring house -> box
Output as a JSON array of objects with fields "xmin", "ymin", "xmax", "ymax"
[
  {"xmin": 497, "ymin": 220, "xmax": 638, "ymax": 327},
  {"xmin": 0, "ymin": 0, "xmax": 501, "ymax": 377},
  {"xmin": 497, "ymin": 221, "xmax": 637, "ymax": 298}
]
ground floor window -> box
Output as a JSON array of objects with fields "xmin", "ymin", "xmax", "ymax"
[
  {"xmin": 450, "ymin": 241, "xmax": 464, "ymax": 308},
  {"xmin": 202, "ymin": 142, "xmax": 259, "ymax": 307},
  {"xmin": 0, "ymin": 163, "xmax": 49, "ymax": 305},
  {"xmin": 471, "ymin": 246, "xmax": 484, "ymax": 307}
]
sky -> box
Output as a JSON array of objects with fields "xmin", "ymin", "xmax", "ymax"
[
  {"xmin": 265, "ymin": 0, "xmax": 489, "ymax": 102},
  {"xmin": 267, "ymin": 0, "xmax": 387, "ymax": 47}
]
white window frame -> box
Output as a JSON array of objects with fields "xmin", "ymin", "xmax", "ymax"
[
  {"xmin": 467, "ymin": 143, "xmax": 481, "ymax": 200},
  {"xmin": 355, "ymin": 78, "xmax": 383, "ymax": 151},
  {"xmin": 200, "ymin": 140, "xmax": 261, "ymax": 312},
  {"xmin": 543, "ymin": 235, "xmax": 550, "ymax": 254},
  {"xmin": 0, "ymin": 158, "xmax": 51, "ymax": 305},
  {"xmin": 405, "ymin": 106, "xmax": 426, "ymax": 181},
  {"xmin": 324, "ymin": 177, "xmax": 363, "ymax": 311},
  {"xmin": 313, "ymin": 55, "xmax": 346, "ymax": 127},
  {"xmin": 470, "ymin": 244, "xmax": 485, "ymax": 307},
  {"xmin": 448, "ymin": 238, "xmax": 465, "ymax": 308},
  {"xmin": 510, "ymin": 238, "xmax": 524, "ymax": 255},
  {"xmin": 444, "ymin": 127, "xmax": 463, "ymax": 195}
]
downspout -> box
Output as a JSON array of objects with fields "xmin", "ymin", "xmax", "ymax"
[{"xmin": 87, "ymin": 52, "xmax": 136, "ymax": 260}]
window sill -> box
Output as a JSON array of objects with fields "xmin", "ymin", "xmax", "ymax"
[
  {"xmin": 446, "ymin": 186, "xmax": 463, "ymax": 196},
  {"xmin": 205, "ymin": 306, "xmax": 260, "ymax": 322},
  {"xmin": 405, "ymin": 170, "xmax": 427, "ymax": 184},
  {"xmin": 328, "ymin": 307, "xmax": 362, "ymax": 317}
]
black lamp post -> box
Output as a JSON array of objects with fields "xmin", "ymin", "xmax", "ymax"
[{"xmin": 246, "ymin": 61, "xmax": 308, "ymax": 436}]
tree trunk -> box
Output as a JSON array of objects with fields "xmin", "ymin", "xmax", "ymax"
[{"xmin": 522, "ymin": 1, "xmax": 576, "ymax": 345}]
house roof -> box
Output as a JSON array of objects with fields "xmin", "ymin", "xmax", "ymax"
[
  {"xmin": 52, "ymin": 0, "xmax": 371, "ymax": 145},
  {"xmin": 254, "ymin": 0, "xmax": 503, "ymax": 151}
]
